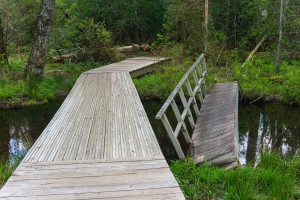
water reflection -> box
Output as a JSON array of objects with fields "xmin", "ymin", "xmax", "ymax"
[
  {"xmin": 239, "ymin": 104, "xmax": 300, "ymax": 165},
  {"xmin": 0, "ymin": 100, "xmax": 62, "ymax": 161},
  {"xmin": 0, "ymin": 100, "xmax": 299, "ymax": 164}
]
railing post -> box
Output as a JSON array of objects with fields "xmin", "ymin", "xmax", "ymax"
[
  {"xmin": 161, "ymin": 114, "xmax": 185, "ymax": 159},
  {"xmin": 171, "ymin": 100, "xmax": 191, "ymax": 144},
  {"xmin": 200, "ymin": 60, "xmax": 207, "ymax": 94},
  {"xmin": 193, "ymin": 70, "xmax": 204, "ymax": 103},
  {"xmin": 179, "ymin": 88, "xmax": 195, "ymax": 129},
  {"xmin": 185, "ymin": 79, "xmax": 200, "ymax": 117}
]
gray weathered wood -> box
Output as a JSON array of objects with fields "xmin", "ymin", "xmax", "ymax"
[
  {"xmin": 156, "ymin": 54, "xmax": 208, "ymax": 160},
  {"xmin": 0, "ymin": 57, "xmax": 185, "ymax": 200},
  {"xmin": 190, "ymin": 82, "xmax": 239, "ymax": 166},
  {"xmin": 161, "ymin": 114, "xmax": 186, "ymax": 159}
]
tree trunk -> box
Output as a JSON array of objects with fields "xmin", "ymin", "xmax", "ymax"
[
  {"xmin": 276, "ymin": 0, "xmax": 284, "ymax": 73},
  {"xmin": 0, "ymin": 17, "xmax": 8, "ymax": 64},
  {"xmin": 25, "ymin": 0, "xmax": 55, "ymax": 78},
  {"xmin": 241, "ymin": 35, "xmax": 267, "ymax": 68},
  {"xmin": 132, "ymin": 0, "xmax": 140, "ymax": 44},
  {"xmin": 204, "ymin": 0, "xmax": 209, "ymax": 53}
]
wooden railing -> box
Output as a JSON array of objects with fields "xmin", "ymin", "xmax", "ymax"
[{"xmin": 156, "ymin": 54, "xmax": 208, "ymax": 159}]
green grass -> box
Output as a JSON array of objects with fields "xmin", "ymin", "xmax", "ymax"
[
  {"xmin": 171, "ymin": 152, "xmax": 300, "ymax": 200},
  {"xmin": 134, "ymin": 56, "xmax": 300, "ymax": 105},
  {"xmin": 0, "ymin": 58, "xmax": 102, "ymax": 107},
  {"xmin": 0, "ymin": 157, "xmax": 23, "ymax": 188},
  {"xmin": 133, "ymin": 58, "xmax": 208, "ymax": 100}
]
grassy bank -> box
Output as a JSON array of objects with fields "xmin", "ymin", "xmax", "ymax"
[
  {"xmin": 134, "ymin": 56, "xmax": 300, "ymax": 105},
  {"xmin": 171, "ymin": 153, "xmax": 300, "ymax": 199},
  {"xmin": 0, "ymin": 157, "xmax": 22, "ymax": 188},
  {"xmin": 2, "ymin": 53, "xmax": 300, "ymax": 107},
  {"xmin": 0, "ymin": 55, "xmax": 102, "ymax": 108}
]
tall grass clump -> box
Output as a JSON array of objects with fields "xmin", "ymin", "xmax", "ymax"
[
  {"xmin": 171, "ymin": 152, "xmax": 300, "ymax": 199},
  {"xmin": 0, "ymin": 157, "xmax": 23, "ymax": 188}
]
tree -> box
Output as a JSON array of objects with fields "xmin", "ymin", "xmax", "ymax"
[
  {"xmin": 25, "ymin": 0, "xmax": 55, "ymax": 78},
  {"xmin": 204, "ymin": 0, "xmax": 209, "ymax": 53},
  {"xmin": 132, "ymin": 0, "xmax": 140, "ymax": 43},
  {"xmin": 0, "ymin": 16, "xmax": 8, "ymax": 63},
  {"xmin": 276, "ymin": 0, "xmax": 284, "ymax": 73},
  {"xmin": 62, "ymin": 0, "xmax": 165, "ymax": 44}
]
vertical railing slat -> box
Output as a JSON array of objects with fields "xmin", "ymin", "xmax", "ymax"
[
  {"xmin": 200, "ymin": 60, "xmax": 207, "ymax": 94},
  {"xmin": 193, "ymin": 70, "xmax": 204, "ymax": 103},
  {"xmin": 185, "ymin": 79, "xmax": 200, "ymax": 117},
  {"xmin": 171, "ymin": 100, "xmax": 191, "ymax": 144},
  {"xmin": 179, "ymin": 87, "xmax": 195, "ymax": 129},
  {"xmin": 161, "ymin": 114, "xmax": 185, "ymax": 159}
]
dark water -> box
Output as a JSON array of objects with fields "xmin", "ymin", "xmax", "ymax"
[
  {"xmin": 0, "ymin": 100, "xmax": 63, "ymax": 161},
  {"xmin": 0, "ymin": 100, "xmax": 299, "ymax": 164},
  {"xmin": 239, "ymin": 103, "xmax": 300, "ymax": 165}
]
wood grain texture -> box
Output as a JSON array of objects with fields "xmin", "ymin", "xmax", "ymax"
[
  {"xmin": 0, "ymin": 57, "xmax": 184, "ymax": 200},
  {"xmin": 191, "ymin": 82, "xmax": 239, "ymax": 166}
]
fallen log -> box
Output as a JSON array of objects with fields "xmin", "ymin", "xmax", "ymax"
[
  {"xmin": 117, "ymin": 44, "xmax": 140, "ymax": 53},
  {"xmin": 241, "ymin": 35, "xmax": 267, "ymax": 68},
  {"xmin": 48, "ymin": 53, "xmax": 76, "ymax": 62}
]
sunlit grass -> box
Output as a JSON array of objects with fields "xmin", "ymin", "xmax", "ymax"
[
  {"xmin": 134, "ymin": 56, "xmax": 300, "ymax": 104},
  {"xmin": 171, "ymin": 152, "xmax": 300, "ymax": 199}
]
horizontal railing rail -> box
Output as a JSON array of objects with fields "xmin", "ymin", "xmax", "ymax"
[{"xmin": 155, "ymin": 53, "xmax": 208, "ymax": 159}]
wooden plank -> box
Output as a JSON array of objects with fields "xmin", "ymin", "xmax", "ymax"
[
  {"xmin": 0, "ymin": 160, "xmax": 181, "ymax": 198},
  {"xmin": 191, "ymin": 82, "xmax": 239, "ymax": 166},
  {"xmin": 0, "ymin": 188, "xmax": 184, "ymax": 200}
]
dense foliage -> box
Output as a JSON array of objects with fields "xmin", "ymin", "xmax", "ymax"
[{"xmin": 0, "ymin": 0, "xmax": 299, "ymax": 104}]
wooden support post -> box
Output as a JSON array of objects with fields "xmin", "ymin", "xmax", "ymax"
[
  {"xmin": 179, "ymin": 88, "xmax": 195, "ymax": 129},
  {"xmin": 161, "ymin": 114, "xmax": 185, "ymax": 159},
  {"xmin": 193, "ymin": 70, "xmax": 204, "ymax": 103},
  {"xmin": 171, "ymin": 100, "xmax": 191, "ymax": 144},
  {"xmin": 185, "ymin": 79, "xmax": 200, "ymax": 117},
  {"xmin": 198, "ymin": 63, "xmax": 207, "ymax": 94}
]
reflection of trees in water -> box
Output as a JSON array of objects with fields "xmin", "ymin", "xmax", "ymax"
[
  {"xmin": 239, "ymin": 104, "xmax": 300, "ymax": 165},
  {"xmin": 142, "ymin": 101, "xmax": 179, "ymax": 160},
  {"xmin": 0, "ymin": 101, "xmax": 62, "ymax": 159}
]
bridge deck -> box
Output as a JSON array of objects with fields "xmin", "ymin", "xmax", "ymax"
[
  {"xmin": 191, "ymin": 82, "xmax": 239, "ymax": 167},
  {"xmin": 0, "ymin": 57, "xmax": 185, "ymax": 199}
]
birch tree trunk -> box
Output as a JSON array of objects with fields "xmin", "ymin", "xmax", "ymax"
[
  {"xmin": 25, "ymin": 0, "xmax": 55, "ymax": 78},
  {"xmin": 241, "ymin": 35, "xmax": 267, "ymax": 68},
  {"xmin": 0, "ymin": 17, "xmax": 8, "ymax": 64},
  {"xmin": 276, "ymin": 0, "xmax": 284, "ymax": 73},
  {"xmin": 204, "ymin": 0, "xmax": 209, "ymax": 53}
]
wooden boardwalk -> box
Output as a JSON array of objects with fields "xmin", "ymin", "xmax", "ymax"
[
  {"xmin": 0, "ymin": 57, "xmax": 185, "ymax": 200},
  {"xmin": 191, "ymin": 82, "xmax": 239, "ymax": 167}
]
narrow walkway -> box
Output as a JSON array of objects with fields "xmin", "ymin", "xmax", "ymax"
[
  {"xmin": 191, "ymin": 82, "xmax": 239, "ymax": 167},
  {"xmin": 0, "ymin": 57, "xmax": 185, "ymax": 199}
]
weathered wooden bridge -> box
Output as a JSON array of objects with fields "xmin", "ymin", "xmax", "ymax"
[
  {"xmin": 156, "ymin": 54, "xmax": 239, "ymax": 168},
  {"xmin": 0, "ymin": 54, "xmax": 239, "ymax": 199},
  {"xmin": 0, "ymin": 57, "xmax": 185, "ymax": 200}
]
